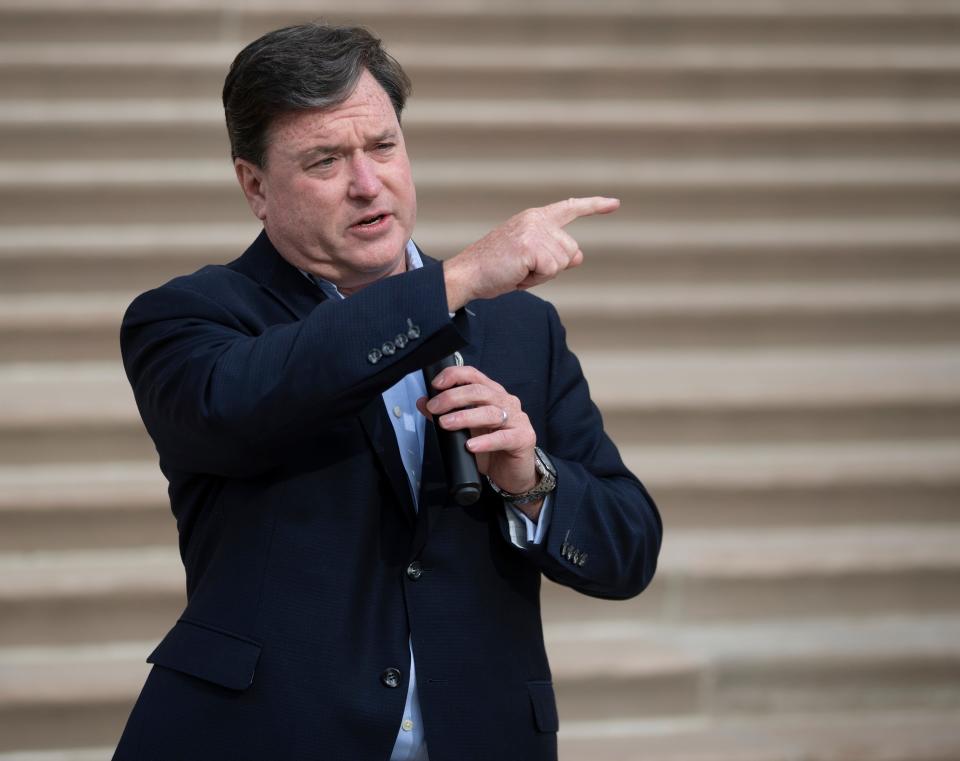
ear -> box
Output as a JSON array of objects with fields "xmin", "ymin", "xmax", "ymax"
[{"xmin": 234, "ymin": 158, "xmax": 268, "ymax": 220}]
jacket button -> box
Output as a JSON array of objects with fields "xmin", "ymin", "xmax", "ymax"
[
  {"xmin": 406, "ymin": 319, "xmax": 421, "ymax": 339},
  {"xmin": 381, "ymin": 668, "xmax": 402, "ymax": 688},
  {"xmin": 394, "ymin": 333, "xmax": 408, "ymax": 348},
  {"xmin": 367, "ymin": 348, "xmax": 382, "ymax": 364},
  {"xmin": 381, "ymin": 340, "xmax": 397, "ymax": 356},
  {"xmin": 406, "ymin": 561, "xmax": 423, "ymax": 581}
]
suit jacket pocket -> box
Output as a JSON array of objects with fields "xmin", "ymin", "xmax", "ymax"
[
  {"xmin": 147, "ymin": 617, "xmax": 262, "ymax": 691},
  {"xmin": 527, "ymin": 680, "xmax": 559, "ymax": 733}
]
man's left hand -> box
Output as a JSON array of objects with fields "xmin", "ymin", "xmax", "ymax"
[{"xmin": 416, "ymin": 365, "xmax": 543, "ymax": 520}]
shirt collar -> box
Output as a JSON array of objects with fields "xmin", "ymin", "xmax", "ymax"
[{"xmin": 298, "ymin": 240, "xmax": 422, "ymax": 301}]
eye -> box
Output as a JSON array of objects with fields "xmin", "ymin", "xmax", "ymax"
[
  {"xmin": 309, "ymin": 156, "xmax": 336, "ymax": 170},
  {"xmin": 375, "ymin": 142, "xmax": 396, "ymax": 152}
]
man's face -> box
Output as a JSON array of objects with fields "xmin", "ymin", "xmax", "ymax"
[{"xmin": 235, "ymin": 70, "xmax": 417, "ymax": 293}]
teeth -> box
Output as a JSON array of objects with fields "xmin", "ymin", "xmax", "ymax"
[{"xmin": 360, "ymin": 215, "xmax": 383, "ymax": 226}]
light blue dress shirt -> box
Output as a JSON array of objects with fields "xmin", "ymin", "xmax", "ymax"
[{"xmin": 304, "ymin": 240, "xmax": 552, "ymax": 760}]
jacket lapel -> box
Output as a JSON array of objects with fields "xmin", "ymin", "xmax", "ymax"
[
  {"xmin": 230, "ymin": 229, "xmax": 329, "ymax": 321},
  {"xmin": 231, "ymin": 230, "xmax": 418, "ymax": 524},
  {"xmin": 358, "ymin": 399, "xmax": 418, "ymax": 525},
  {"xmin": 412, "ymin": 418, "xmax": 446, "ymax": 555}
]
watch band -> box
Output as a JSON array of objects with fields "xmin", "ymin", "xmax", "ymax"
[{"xmin": 486, "ymin": 446, "xmax": 557, "ymax": 503}]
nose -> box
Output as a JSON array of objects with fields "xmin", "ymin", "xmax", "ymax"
[{"xmin": 347, "ymin": 152, "xmax": 383, "ymax": 200}]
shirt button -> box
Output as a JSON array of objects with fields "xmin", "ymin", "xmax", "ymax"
[
  {"xmin": 402, "ymin": 719, "xmax": 414, "ymax": 732},
  {"xmin": 393, "ymin": 405, "xmax": 403, "ymax": 418},
  {"xmin": 406, "ymin": 561, "xmax": 423, "ymax": 581},
  {"xmin": 380, "ymin": 668, "xmax": 401, "ymax": 688}
]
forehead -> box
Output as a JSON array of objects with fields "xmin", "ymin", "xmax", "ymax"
[{"xmin": 268, "ymin": 70, "xmax": 399, "ymax": 157}]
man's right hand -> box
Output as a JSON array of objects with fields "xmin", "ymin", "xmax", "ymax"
[{"xmin": 442, "ymin": 196, "xmax": 620, "ymax": 311}]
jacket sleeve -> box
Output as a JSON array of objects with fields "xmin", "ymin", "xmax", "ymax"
[
  {"xmin": 120, "ymin": 264, "xmax": 468, "ymax": 478},
  {"xmin": 514, "ymin": 301, "xmax": 662, "ymax": 600}
]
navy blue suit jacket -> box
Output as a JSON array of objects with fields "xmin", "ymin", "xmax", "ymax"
[{"xmin": 113, "ymin": 230, "xmax": 662, "ymax": 761}]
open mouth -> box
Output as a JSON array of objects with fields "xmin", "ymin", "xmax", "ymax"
[{"xmin": 356, "ymin": 214, "xmax": 386, "ymax": 227}]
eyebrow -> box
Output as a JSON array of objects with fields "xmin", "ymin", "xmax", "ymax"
[{"xmin": 298, "ymin": 130, "xmax": 398, "ymax": 161}]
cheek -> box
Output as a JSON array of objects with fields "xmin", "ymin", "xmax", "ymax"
[
  {"xmin": 268, "ymin": 193, "xmax": 321, "ymax": 237},
  {"xmin": 280, "ymin": 181, "xmax": 337, "ymax": 219},
  {"xmin": 396, "ymin": 167, "xmax": 417, "ymax": 209}
]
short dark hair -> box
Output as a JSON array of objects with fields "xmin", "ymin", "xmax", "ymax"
[{"xmin": 222, "ymin": 23, "xmax": 411, "ymax": 167}]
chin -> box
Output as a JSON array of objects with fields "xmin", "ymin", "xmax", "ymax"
[{"xmin": 364, "ymin": 240, "xmax": 410, "ymax": 271}]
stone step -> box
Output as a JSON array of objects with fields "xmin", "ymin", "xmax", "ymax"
[
  {"xmin": 2, "ymin": 157, "xmax": 959, "ymax": 227},
  {"xmin": 0, "ymin": 547, "xmax": 183, "ymax": 647},
  {"xmin": 3, "ymin": 521, "xmax": 958, "ymax": 647},
  {"xmin": 544, "ymin": 614, "xmax": 960, "ymax": 718},
  {"xmin": 2, "ymin": 219, "xmax": 958, "ymax": 295},
  {"xmin": 3, "ymin": 2, "xmax": 960, "ymax": 46},
  {"xmin": 559, "ymin": 709, "xmax": 960, "ymax": 761},
  {"xmin": 12, "ymin": 39, "xmax": 960, "ymax": 67},
  {"xmin": 582, "ymin": 347, "xmax": 960, "ymax": 444},
  {"xmin": 0, "ymin": 463, "xmax": 172, "ymax": 552},
  {"xmin": 635, "ymin": 438, "xmax": 960, "ymax": 528},
  {"xmin": 5, "ymin": 98, "xmax": 960, "ymax": 162},
  {"xmin": 552, "ymin": 280, "xmax": 960, "ymax": 349},
  {"xmin": 0, "ymin": 751, "xmax": 111, "ymax": 761},
  {"xmin": 542, "ymin": 524, "xmax": 960, "ymax": 624},
  {"xmin": 0, "ymin": 640, "xmax": 152, "ymax": 754},
  {"xmin": 1, "ymin": 614, "xmax": 957, "ymax": 752},
  {"xmin": 0, "ymin": 364, "xmax": 147, "ymax": 465},
  {"xmin": 5, "ymin": 279, "xmax": 960, "ymax": 360},
  {"xmin": 2, "ymin": 41, "xmax": 959, "ymax": 99},
  {"xmin": 667, "ymin": 436, "xmax": 951, "ymax": 534},
  {"xmin": 2, "ymin": 348, "xmax": 958, "ymax": 462},
  {"xmin": 6, "ymin": 709, "xmax": 960, "ymax": 761}
]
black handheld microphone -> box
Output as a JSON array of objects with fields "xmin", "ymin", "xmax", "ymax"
[{"xmin": 423, "ymin": 352, "xmax": 482, "ymax": 505}]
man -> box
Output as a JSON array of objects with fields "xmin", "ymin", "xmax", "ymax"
[{"xmin": 114, "ymin": 23, "xmax": 661, "ymax": 761}]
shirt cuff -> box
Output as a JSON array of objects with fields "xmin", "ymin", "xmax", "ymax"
[{"xmin": 503, "ymin": 494, "xmax": 553, "ymax": 548}]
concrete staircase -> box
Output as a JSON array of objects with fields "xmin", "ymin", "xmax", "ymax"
[{"xmin": 1, "ymin": 1, "xmax": 959, "ymax": 758}]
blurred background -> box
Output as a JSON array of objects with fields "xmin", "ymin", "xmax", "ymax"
[{"xmin": 1, "ymin": 0, "xmax": 959, "ymax": 758}]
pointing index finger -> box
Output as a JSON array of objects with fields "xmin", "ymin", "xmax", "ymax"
[{"xmin": 541, "ymin": 196, "xmax": 621, "ymax": 226}]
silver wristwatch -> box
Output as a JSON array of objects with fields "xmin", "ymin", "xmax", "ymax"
[{"xmin": 486, "ymin": 447, "xmax": 557, "ymax": 506}]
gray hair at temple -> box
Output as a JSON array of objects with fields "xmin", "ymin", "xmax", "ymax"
[{"xmin": 222, "ymin": 23, "xmax": 412, "ymax": 167}]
